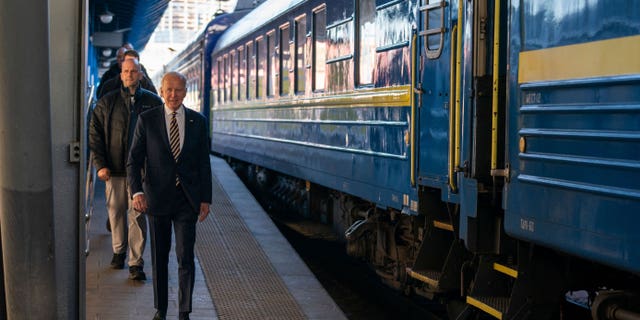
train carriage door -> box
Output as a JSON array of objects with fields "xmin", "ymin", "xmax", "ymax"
[{"xmin": 416, "ymin": 0, "xmax": 456, "ymax": 196}]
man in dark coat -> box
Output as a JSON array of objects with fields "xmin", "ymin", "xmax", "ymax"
[
  {"xmin": 89, "ymin": 58, "xmax": 163, "ymax": 281},
  {"xmin": 128, "ymin": 71, "xmax": 212, "ymax": 320}
]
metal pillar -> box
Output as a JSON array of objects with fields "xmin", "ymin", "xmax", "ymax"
[{"xmin": 0, "ymin": 0, "xmax": 58, "ymax": 318}]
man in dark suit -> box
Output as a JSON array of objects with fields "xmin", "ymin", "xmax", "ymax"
[{"xmin": 127, "ymin": 71, "xmax": 212, "ymax": 320}]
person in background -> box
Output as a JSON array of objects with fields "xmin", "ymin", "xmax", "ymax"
[
  {"xmin": 96, "ymin": 43, "xmax": 133, "ymax": 97},
  {"xmin": 128, "ymin": 71, "xmax": 212, "ymax": 320},
  {"xmin": 89, "ymin": 58, "xmax": 163, "ymax": 281},
  {"xmin": 98, "ymin": 49, "xmax": 157, "ymax": 98}
]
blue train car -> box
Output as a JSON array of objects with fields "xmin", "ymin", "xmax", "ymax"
[
  {"xmin": 166, "ymin": 0, "xmax": 640, "ymax": 318},
  {"xmin": 505, "ymin": 0, "xmax": 640, "ymax": 275},
  {"xmin": 210, "ymin": 0, "xmax": 417, "ymax": 213}
]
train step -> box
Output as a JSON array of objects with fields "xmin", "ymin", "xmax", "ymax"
[
  {"xmin": 406, "ymin": 268, "xmax": 442, "ymax": 288},
  {"xmin": 493, "ymin": 262, "xmax": 517, "ymax": 279},
  {"xmin": 466, "ymin": 295, "xmax": 509, "ymax": 320},
  {"xmin": 432, "ymin": 219, "xmax": 454, "ymax": 232}
]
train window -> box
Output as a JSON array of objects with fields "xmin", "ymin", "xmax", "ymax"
[
  {"xmin": 313, "ymin": 5, "xmax": 326, "ymax": 91},
  {"xmin": 215, "ymin": 58, "xmax": 222, "ymax": 105},
  {"xmin": 279, "ymin": 23, "xmax": 291, "ymax": 96},
  {"xmin": 327, "ymin": 18, "xmax": 353, "ymax": 61},
  {"xmin": 376, "ymin": 0, "xmax": 412, "ymax": 50},
  {"xmin": 267, "ymin": 30, "xmax": 276, "ymax": 97},
  {"xmin": 358, "ymin": 0, "xmax": 375, "ymax": 86},
  {"xmin": 294, "ymin": 14, "xmax": 306, "ymax": 94},
  {"xmin": 256, "ymin": 36, "xmax": 266, "ymax": 99},
  {"xmin": 420, "ymin": 0, "xmax": 446, "ymax": 59},
  {"xmin": 223, "ymin": 54, "xmax": 229, "ymax": 103},
  {"xmin": 247, "ymin": 41, "xmax": 256, "ymax": 100},
  {"xmin": 230, "ymin": 50, "xmax": 235, "ymax": 101},
  {"xmin": 238, "ymin": 46, "xmax": 245, "ymax": 101}
]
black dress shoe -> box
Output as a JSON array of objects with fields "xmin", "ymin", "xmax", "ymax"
[
  {"xmin": 129, "ymin": 265, "xmax": 146, "ymax": 280},
  {"xmin": 179, "ymin": 312, "xmax": 190, "ymax": 320},
  {"xmin": 152, "ymin": 310, "xmax": 166, "ymax": 320},
  {"xmin": 110, "ymin": 253, "xmax": 125, "ymax": 269}
]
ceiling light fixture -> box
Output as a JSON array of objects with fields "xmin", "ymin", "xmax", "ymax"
[{"xmin": 99, "ymin": 4, "xmax": 114, "ymax": 24}]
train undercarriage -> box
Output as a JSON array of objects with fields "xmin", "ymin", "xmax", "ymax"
[{"xmin": 228, "ymin": 159, "xmax": 640, "ymax": 320}]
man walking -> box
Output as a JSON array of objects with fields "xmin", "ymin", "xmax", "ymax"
[
  {"xmin": 128, "ymin": 71, "xmax": 212, "ymax": 320},
  {"xmin": 89, "ymin": 58, "xmax": 162, "ymax": 280}
]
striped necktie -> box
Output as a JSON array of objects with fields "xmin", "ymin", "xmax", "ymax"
[
  {"xmin": 170, "ymin": 112, "xmax": 180, "ymax": 186},
  {"xmin": 169, "ymin": 112, "xmax": 180, "ymax": 161}
]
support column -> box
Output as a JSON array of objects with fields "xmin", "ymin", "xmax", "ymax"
[{"xmin": 0, "ymin": 0, "xmax": 58, "ymax": 318}]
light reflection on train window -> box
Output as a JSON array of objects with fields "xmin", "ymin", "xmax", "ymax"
[
  {"xmin": 312, "ymin": 5, "xmax": 326, "ymax": 92},
  {"xmin": 223, "ymin": 54, "xmax": 229, "ymax": 102},
  {"xmin": 247, "ymin": 41, "xmax": 255, "ymax": 100},
  {"xmin": 230, "ymin": 50, "xmax": 235, "ymax": 101},
  {"xmin": 279, "ymin": 24, "xmax": 291, "ymax": 96},
  {"xmin": 257, "ymin": 36, "xmax": 266, "ymax": 98},
  {"xmin": 267, "ymin": 30, "xmax": 276, "ymax": 97},
  {"xmin": 358, "ymin": 0, "xmax": 375, "ymax": 86},
  {"xmin": 238, "ymin": 46, "xmax": 245, "ymax": 102},
  {"xmin": 295, "ymin": 14, "xmax": 306, "ymax": 94}
]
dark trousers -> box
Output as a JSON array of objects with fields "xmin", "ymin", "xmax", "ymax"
[{"xmin": 147, "ymin": 189, "xmax": 198, "ymax": 314}]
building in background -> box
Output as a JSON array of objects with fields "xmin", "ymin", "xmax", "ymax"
[{"xmin": 142, "ymin": 0, "xmax": 238, "ymax": 76}]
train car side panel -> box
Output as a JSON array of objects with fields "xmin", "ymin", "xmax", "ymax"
[{"xmin": 505, "ymin": 0, "xmax": 640, "ymax": 273}]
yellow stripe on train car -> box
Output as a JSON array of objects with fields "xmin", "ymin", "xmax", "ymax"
[
  {"xmin": 214, "ymin": 85, "xmax": 412, "ymax": 110},
  {"xmin": 519, "ymin": 35, "xmax": 640, "ymax": 83}
]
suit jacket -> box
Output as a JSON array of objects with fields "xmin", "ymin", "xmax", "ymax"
[{"xmin": 127, "ymin": 105, "xmax": 212, "ymax": 215}]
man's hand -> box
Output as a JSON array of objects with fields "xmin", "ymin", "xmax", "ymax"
[
  {"xmin": 198, "ymin": 203, "xmax": 210, "ymax": 222},
  {"xmin": 97, "ymin": 167, "xmax": 111, "ymax": 181},
  {"xmin": 132, "ymin": 194, "xmax": 148, "ymax": 213}
]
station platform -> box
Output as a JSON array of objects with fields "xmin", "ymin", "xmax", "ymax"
[{"xmin": 86, "ymin": 155, "xmax": 346, "ymax": 319}]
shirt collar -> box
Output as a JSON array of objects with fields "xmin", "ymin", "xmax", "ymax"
[{"xmin": 164, "ymin": 104, "xmax": 184, "ymax": 117}]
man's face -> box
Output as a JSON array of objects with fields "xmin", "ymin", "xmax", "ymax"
[
  {"xmin": 120, "ymin": 59, "xmax": 141, "ymax": 89},
  {"xmin": 161, "ymin": 76, "xmax": 187, "ymax": 111}
]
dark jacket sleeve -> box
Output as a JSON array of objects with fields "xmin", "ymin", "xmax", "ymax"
[
  {"xmin": 127, "ymin": 113, "xmax": 147, "ymax": 197},
  {"xmin": 88, "ymin": 100, "xmax": 108, "ymax": 171}
]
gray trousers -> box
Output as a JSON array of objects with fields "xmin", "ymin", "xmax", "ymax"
[{"xmin": 105, "ymin": 176, "xmax": 147, "ymax": 267}]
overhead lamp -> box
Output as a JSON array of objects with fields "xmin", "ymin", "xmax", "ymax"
[
  {"xmin": 102, "ymin": 61, "xmax": 111, "ymax": 68},
  {"xmin": 102, "ymin": 48, "xmax": 113, "ymax": 57},
  {"xmin": 99, "ymin": 5, "xmax": 114, "ymax": 24}
]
